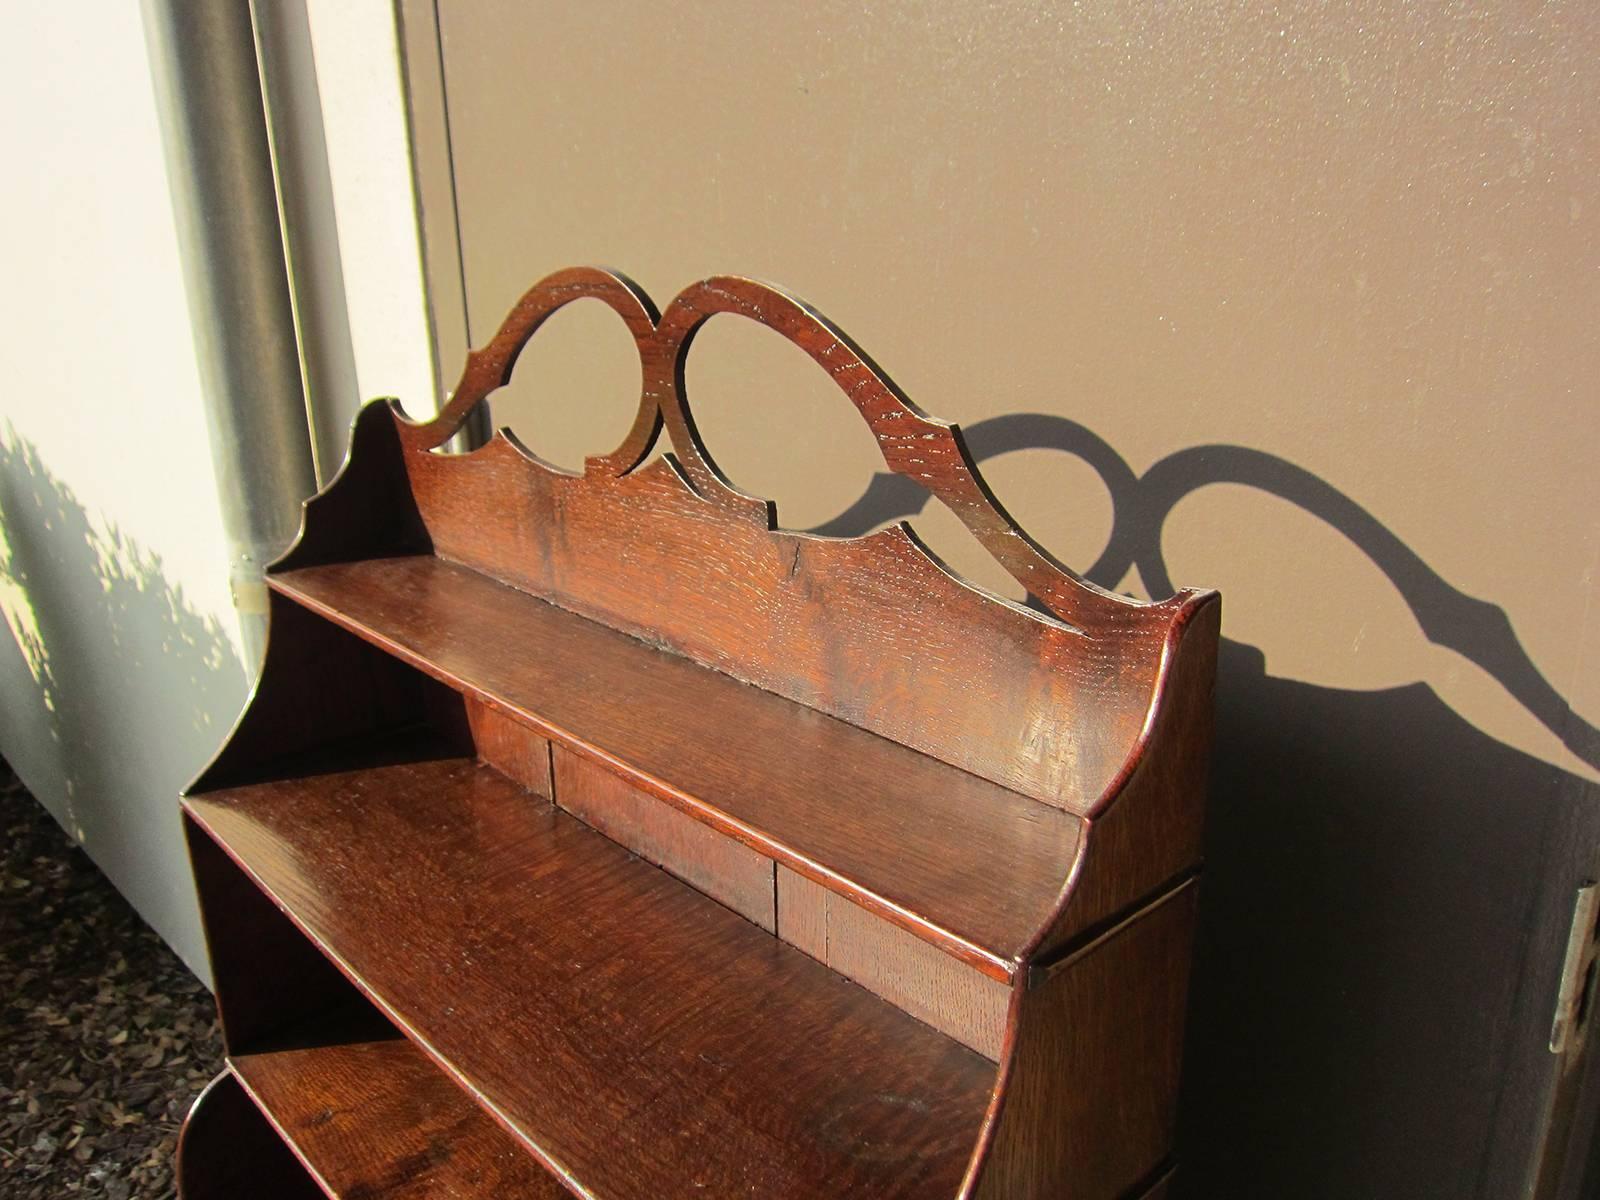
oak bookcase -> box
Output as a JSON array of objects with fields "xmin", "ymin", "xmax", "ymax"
[{"xmin": 175, "ymin": 268, "xmax": 1219, "ymax": 1199}]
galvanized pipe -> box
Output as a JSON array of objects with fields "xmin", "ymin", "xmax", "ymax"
[{"xmin": 140, "ymin": 0, "xmax": 317, "ymax": 659}]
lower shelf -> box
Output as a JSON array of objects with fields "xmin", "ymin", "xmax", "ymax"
[
  {"xmin": 185, "ymin": 747, "xmax": 997, "ymax": 1199},
  {"xmin": 231, "ymin": 1022, "xmax": 565, "ymax": 1198}
]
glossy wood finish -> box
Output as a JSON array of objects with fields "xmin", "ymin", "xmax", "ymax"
[
  {"xmin": 405, "ymin": 268, "xmax": 1193, "ymax": 637},
  {"xmin": 180, "ymin": 266, "xmax": 1219, "ymax": 1197},
  {"xmin": 403, "ymin": 432, "xmax": 1167, "ymax": 816},
  {"xmin": 270, "ymin": 553, "xmax": 1082, "ymax": 980},
  {"xmin": 551, "ymin": 719, "xmax": 1012, "ymax": 1055},
  {"xmin": 232, "ymin": 1020, "xmax": 566, "ymax": 1197},
  {"xmin": 1032, "ymin": 595, "xmax": 1220, "ymax": 956},
  {"xmin": 384, "ymin": 272, "xmax": 1212, "ymax": 818},
  {"xmin": 185, "ymin": 752, "xmax": 995, "ymax": 1199}
]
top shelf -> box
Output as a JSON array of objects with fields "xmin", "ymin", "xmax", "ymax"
[{"xmin": 270, "ymin": 553, "xmax": 1083, "ymax": 980}]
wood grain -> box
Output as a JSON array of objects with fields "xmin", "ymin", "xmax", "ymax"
[
  {"xmin": 388, "ymin": 271, "xmax": 1214, "ymax": 821},
  {"xmin": 552, "ymin": 744, "xmax": 776, "ymax": 932},
  {"xmin": 231, "ymin": 1022, "xmax": 566, "ymax": 1197},
  {"xmin": 404, "ymin": 264, "xmax": 662, "ymax": 478},
  {"xmin": 401, "ymin": 267, "xmax": 1204, "ymax": 637},
  {"xmin": 270, "ymin": 554, "xmax": 1082, "ymax": 980},
  {"xmin": 184, "ymin": 753, "xmax": 996, "ymax": 1199},
  {"xmin": 650, "ymin": 275, "xmax": 1180, "ymax": 633},
  {"xmin": 776, "ymin": 866, "xmax": 1011, "ymax": 1060},
  {"xmin": 1034, "ymin": 595, "xmax": 1221, "ymax": 956}
]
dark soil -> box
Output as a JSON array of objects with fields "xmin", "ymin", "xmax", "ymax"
[{"xmin": 0, "ymin": 764, "xmax": 220, "ymax": 1198}]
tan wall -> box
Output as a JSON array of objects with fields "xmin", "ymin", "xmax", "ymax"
[
  {"xmin": 425, "ymin": 3, "xmax": 1599, "ymax": 1195},
  {"xmin": 440, "ymin": 1, "xmax": 1598, "ymax": 780}
]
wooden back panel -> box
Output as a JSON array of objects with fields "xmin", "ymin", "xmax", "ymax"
[{"xmin": 289, "ymin": 269, "xmax": 1211, "ymax": 813}]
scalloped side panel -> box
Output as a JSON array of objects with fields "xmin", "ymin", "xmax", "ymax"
[
  {"xmin": 400, "ymin": 422, "xmax": 1176, "ymax": 813},
  {"xmin": 273, "ymin": 399, "xmax": 431, "ymax": 573}
]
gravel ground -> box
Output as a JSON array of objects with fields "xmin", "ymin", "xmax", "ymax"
[{"xmin": 0, "ymin": 764, "xmax": 220, "ymax": 1198}]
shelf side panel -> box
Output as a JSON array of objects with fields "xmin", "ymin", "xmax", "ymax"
[
  {"xmin": 272, "ymin": 397, "xmax": 432, "ymax": 573},
  {"xmin": 1036, "ymin": 595, "xmax": 1220, "ymax": 956},
  {"xmin": 971, "ymin": 883, "xmax": 1200, "ymax": 1200},
  {"xmin": 185, "ymin": 810, "xmax": 359, "ymax": 1055},
  {"xmin": 191, "ymin": 593, "xmax": 473, "ymax": 794}
]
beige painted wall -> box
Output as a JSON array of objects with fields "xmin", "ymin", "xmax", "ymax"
[
  {"xmin": 428, "ymin": 2, "xmax": 1599, "ymax": 1194},
  {"xmin": 0, "ymin": 6, "xmax": 251, "ymax": 978},
  {"xmin": 303, "ymin": 0, "xmax": 440, "ymax": 423},
  {"xmin": 0, "ymin": 0, "xmax": 455, "ymax": 987}
]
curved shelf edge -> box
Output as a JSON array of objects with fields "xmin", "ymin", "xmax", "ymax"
[
  {"xmin": 966, "ymin": 881, "xmax": 1201, "ymax": 1200},
  {"xmin": 176, "ymin": 1072, "xmax": 323, "ymax": 1200},
  {"xmin": 1030, "ymin": 590, "xmax": 1222, "ymax": 959}
]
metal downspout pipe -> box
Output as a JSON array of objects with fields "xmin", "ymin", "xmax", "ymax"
[{"xmin": 140, "ymin": 0, "xmax": 318, "ymax": 662}]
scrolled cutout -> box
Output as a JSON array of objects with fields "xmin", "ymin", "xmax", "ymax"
[
  {"xmin": 494, "ymin": 297, "xmax": 655, "ymax": 474},
  {"xmin": 672, "ymin": 313, "xmax": 887, "ymax": 532},
  {"xmin": 653, "ymin": 275, "xmax": 1184, "ymax": 630},
  {"xmin": 399, "ymin": 266, "xmax": 664, "ymax": 479}
]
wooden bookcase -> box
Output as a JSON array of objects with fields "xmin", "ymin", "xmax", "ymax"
[{"xmin": 174, "ymin": 269, "xmax": 1220, "ymax": 1199}]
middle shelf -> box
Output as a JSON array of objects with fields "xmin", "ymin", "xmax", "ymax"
[{"xmin": 184, "ymin": 748, "xmax": 997, "ymax": 1200}]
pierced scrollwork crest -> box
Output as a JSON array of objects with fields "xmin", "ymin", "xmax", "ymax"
[{"xmin": 398, "ymin": 267, "xmax": 1201, "ymax": 631}]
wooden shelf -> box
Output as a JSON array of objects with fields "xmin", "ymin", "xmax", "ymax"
[
  {"xmin": 269, "ymin": 553, "xmax": 1082, "ymax": 981},
  {"xmin": 177, "ymin": 267, "xmax": 1220, "ymax": 1197},
  {"xmin": 185, "ymin": 749, "xmax": 995, "ymax": 1200},
  {"xmin": 230, "ymin": 1010, "xmax": 564, "ymax": 1199}
]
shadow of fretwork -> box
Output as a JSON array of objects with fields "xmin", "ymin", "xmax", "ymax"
[
  {"xmin": 811, "ymin": 413, "xmax": 1600, "ymax": 1199},
  {"xmin": 0, "ymin": 428, "xmax": 248, "ymax": 966}
]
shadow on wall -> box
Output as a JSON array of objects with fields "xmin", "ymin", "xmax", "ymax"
[
  {"xmin": 0, "ymin": 429, "xmax": 247, "ymax": 956},
  {"xmin": 812, "ymin": 414, "xmax": 1600, "ymax": 1199}
]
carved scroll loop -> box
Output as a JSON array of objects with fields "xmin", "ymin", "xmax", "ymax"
[
  {"xmin": 654, "ymin": 277, "xmax": 1185, "ymax": 629},
  {"xmin": 399, "ymin": 266, "xmax": 663, "ymax": 478}
]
